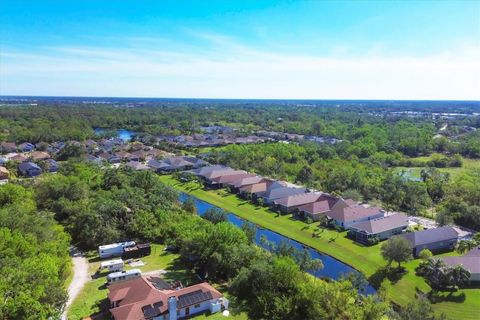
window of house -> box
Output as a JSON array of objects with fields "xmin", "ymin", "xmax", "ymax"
[{"xmin": 194, "ymin": 304, "xmax": 201, "ymax": 308}]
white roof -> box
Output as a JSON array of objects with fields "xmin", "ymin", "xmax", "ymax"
[
  {"xmin": 99, "ymin": 241, "xmax": 135, "ymax": 250},
  {"xmin": 100, "ymin": 259, "xmax": 124, "ymax": 268},
  {"xmin": 107, "ymin": 269, "xmax": 142, "ymax": 279}
]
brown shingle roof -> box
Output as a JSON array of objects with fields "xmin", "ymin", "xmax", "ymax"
[
  {"xmin": 350, "ymin": 213, "xmax": 408, "ymax": 235},
  {"xmin": 108, "ymin": 277, "xmax": 222, "ymax": 320},
  {"xmin": 239, "ymin": 182, "xmax": 269, "ymax": 194},
  {"xmin": 211, "ymin": 172, "xmax": 253, "ymax": 185},
  {"xmin": 297, "ymin": 195, "xmax": 339, "ymax": 215},
  {"xmin": 328, "ymin": 203, "xmax": 383, "ymax": 222},
  {"xmin": 30, "ymin": 151, "xmax": 50, "ymax": 160},
  {"xmin": 274, "ymin": 193, "xmax": 323, "ymax": 208},
  {"xmin": 228, "ymin": 176, "xmax": 265, "ymax": 188}
]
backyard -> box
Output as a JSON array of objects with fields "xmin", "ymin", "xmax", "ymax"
[
  {"xmin": 67, "ymin": 243, "xmax": 247, "ymax": 320},
  {"xmin": 159, "ymin": 175, "xmax": 480, "ymax": 320}
]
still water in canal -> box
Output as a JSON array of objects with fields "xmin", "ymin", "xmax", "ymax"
[{"xmin": 179, "ymin": 193, "xmax": 376, "ymax": 294}]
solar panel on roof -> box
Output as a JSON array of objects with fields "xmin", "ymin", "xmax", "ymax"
[
  {"xmin": 177, "ymin": 290, "xmax": 213, "ymax": 308},
  {"xmin": 147, "ymin": 276, "xmax": 172, "ymax": 290},
  {"xmin": 142, "ymin": 305, "xmax": 156, "ymax": 318},
  {"xmin": 153, "ymin": 301, "xmax": 163, "ymax": 312}
]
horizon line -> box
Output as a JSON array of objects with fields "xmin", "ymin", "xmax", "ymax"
[{"xmin": 1, "ymin": 94, "xmax": 479, "ymax": 103}]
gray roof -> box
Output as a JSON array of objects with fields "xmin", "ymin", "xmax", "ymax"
[
  {"xmin": 18, "ymin": 161, "xmax": 41, "ymax": 171},
  {"xmin": 441, "ymin": 256, "xmax": 480, "ymax": 274},
  {"xmin": 465, "ymin": 246, "xmax": 480, "ymax": 257},
  {"xmin": 350, "ymin": 213, "xmax": 408, "ymax": 235},
  {"xmin": 192, "ymin": 165, "xmax": 229, "ymax": 177},
  {"xmin": 400, "ymin": 226, "xmax": 458, "ymax": 248},
  {"xmin": 263, "ymin": 186, "xmax": 306, "ymax": 201}
]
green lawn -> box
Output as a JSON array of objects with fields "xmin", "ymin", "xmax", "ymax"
[
  {"xmin": 67, "ymin": 244, "xmax": 246, "ymax": 320},
  {"xmin": 394, "ymin": 156, "xmax": 480, "ymax": 179},
  {"xmin": 159, "ymin": 175, "xmax": 480, "ymax": 320}
]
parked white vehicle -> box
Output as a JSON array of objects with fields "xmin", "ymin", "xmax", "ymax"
[
  {"xmin": 99, "ymin": 259, "xmax": 124, "ymax": 272},
  {"xmin": 98, "ymin": 241, "xmax": 135, "ymax": 259},
  {"xmin": 107, "ymin": 269, "xmax": 142, "ymax": 284}
]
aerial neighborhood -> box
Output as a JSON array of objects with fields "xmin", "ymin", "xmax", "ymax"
[
  {"xmin": 2, "ymin": 1, "xmax": 480, "ymax": 319},
  {"xmin": 1, "ymin": 124, "xmax": 478, "ymax": 320}
]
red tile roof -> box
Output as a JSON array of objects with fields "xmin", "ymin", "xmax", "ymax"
[{"xmin": 328, "ymin": 203, "xmax": 383, "ymax": 222}]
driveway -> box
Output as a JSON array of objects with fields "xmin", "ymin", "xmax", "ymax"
[{"xmin": 61, "ymin": 247, "xmax": 89, "ymax": 320}]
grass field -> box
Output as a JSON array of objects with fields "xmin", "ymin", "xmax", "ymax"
[
  {"xmin": 159, "ymin": 175, "xmax": 480, "ymax": 320},
  {"xmin": 394, "ymin": 156, "xmax": 480, "ymax": 180},
  {"xmin": 67, "ymin": 244, "xmax": 247, "ymax": 320}
]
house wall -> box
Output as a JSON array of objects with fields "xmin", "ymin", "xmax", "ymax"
[
  {"xmin": 413, "ymin": 238, "xmax": 457, "ymax": 255},
  {"xmin": 350, "ymin": 226, "xmax": 405, "ymax": 244},
  {"xmin": 377, "ymin": 227, "xmax": 405, "ymax": 240},
  {"xmin": 471, "ymin": 273, "xmax": 480, "ymax": 282},
  {"xmin": 176, "ymin": 300, "xmax": 220, "ymax": 319},
  {"xmin": 302, "ymin": 211, "xmax": 327, "ymax": 221}
]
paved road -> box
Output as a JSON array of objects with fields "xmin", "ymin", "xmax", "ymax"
[{"xmin": 61, "ymin": 248, "xmax": 89, "ymax": 320}]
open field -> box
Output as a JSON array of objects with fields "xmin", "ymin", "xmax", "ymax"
[
  {"xmin": 159, "ymin": 175, "xmax": 480, "ymax": 320},
  {"xmin": 67, "ymin": 244, "xmax": 247, "ymax": 320},
  {"xmin": 394, "ymin": 156, "xmax": 480, "ymax": 179}
]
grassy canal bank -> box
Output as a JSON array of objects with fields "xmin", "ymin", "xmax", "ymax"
[{"xmin": 159, "ymin": 175, "xmax": 480, "ymax": 320}]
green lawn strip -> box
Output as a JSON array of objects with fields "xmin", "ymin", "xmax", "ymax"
[
  {"xmin": 159, "ymin": 175, "xmax": 480, "ymax": 320},
  {"xmin": 67, "ymin": 278, "xmax": 107, "ymax": 320}
]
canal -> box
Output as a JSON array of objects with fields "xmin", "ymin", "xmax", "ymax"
[{"xmin": 178, "ymin": 193, "xmax": 376, "ymax": 294}]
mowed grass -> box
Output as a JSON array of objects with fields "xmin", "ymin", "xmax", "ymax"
[
  {"xmin": 67, "ymin": 244, "xmax": 247, "ymax": 320},
  {"xmin": 159, "ymin": 175, "xmax": 480, "ymax": 320},
  {"xmin": 394, "ymin": 156, "xmax": 480, "ymax": 179}
]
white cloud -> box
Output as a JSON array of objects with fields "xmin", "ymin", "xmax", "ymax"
[{"xmin": 1, "ymin": 34, "xmax": 479, "ymax": 100}]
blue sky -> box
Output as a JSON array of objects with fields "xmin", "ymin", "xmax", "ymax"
[{"xmin": 1, "ymin": 0, "xmax": 479, "ymax": 99}]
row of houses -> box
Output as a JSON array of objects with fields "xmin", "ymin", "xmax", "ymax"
[
  {"xmin": 158, "ymin": 134, "xmax": 268, "ymax": 148},
  {"xmin": 189, "ymin": 165, "xmax": 398, "ymax": 237},
  {"xmin": 255, "ymin": 131, "xmax": 343, "ymax": 144},
  {"xmin": 0, "ymin": 150, "xmax": 59, "ymax": 179},
  {"xmin": 187, "ymin": 165, "xmax": 467, "ymax": 257}
]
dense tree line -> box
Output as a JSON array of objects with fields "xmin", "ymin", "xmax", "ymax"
[
  {"xmin": 1, "ymin": 160, "xmax": 451, "ymax": 319},
  {"xmin": 1, "ymin": 103, "xmax": 479, "ymax": 158},
  {"xmin": 34, "ymin": 161, "xmax": 180, "ymax": 249},
  {"xmin": 208, "ymin": 143, "xmax": 480, "ymax": 230},
  {"xmin": 0, "ymin": 184, "xmax": 70, "ymax": 319}
]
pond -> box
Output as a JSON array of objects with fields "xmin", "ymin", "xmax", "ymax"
[
  {"xmin": 93, "ymin": 128, "xmax": 136, "ymax": 141},
  {"xmin": 178, "ymin": 193, "xmax": 376, "ymax": 294}
]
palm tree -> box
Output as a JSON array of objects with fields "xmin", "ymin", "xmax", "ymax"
[
  {"xmin": 457, "ymin": 240, "xmax": 477, "ymax": 254},
  {"xmin": 448, "ymin": 265, "xmax": 471, "ymax": 289},
  {"xmin": 422, "ymin": 259, "xmax": 448, "ymax": 291}
]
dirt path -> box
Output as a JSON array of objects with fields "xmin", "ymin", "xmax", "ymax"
[{"xmin": 62, "ymin": 248, "xmax": 89, "ymax": 320}]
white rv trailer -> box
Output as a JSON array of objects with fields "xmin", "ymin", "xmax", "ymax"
[
  {"xmin": 106, "ymin": 269, "xmax": 142, "ymax": 284},
  {"xmin": 99, "ymin": 259, "xmax": 124, "ymax": 272},
  {"xmin": 98, "ymin": 241, "xmax": 136, "ymax": 259}
]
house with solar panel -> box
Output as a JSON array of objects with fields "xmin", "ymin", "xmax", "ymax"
[{"xmin": 107, "ymin": 275, "xmax": 227, "ymax": 320}]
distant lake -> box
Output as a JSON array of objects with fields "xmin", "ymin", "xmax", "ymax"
[{"xmin": 94, "ymin": 128, "xmax": 135, "ymax": 141}]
